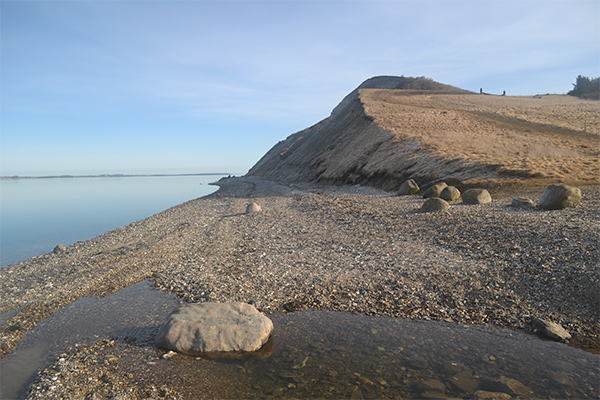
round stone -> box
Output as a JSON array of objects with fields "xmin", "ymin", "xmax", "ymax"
[
  {"xmin": 155, "ymin": 302, "xmax": 273, "ymax": 355},
  {"xmin": 539, "ymin": 184, "xmax": 581, "ymax": 210},
  {"xmin": 420, "ymin": 197, "xmax": 450, "ymax": 212},
  {"xmin": 246, "ymin": 202, "xmax": 262, "ymax": 214},
  {"xmin": 440, "ymin": 186, "xmax": 461, "ymax": 201},
  {"xmin": 422, "ymin": 182, "xmax": 448, "ymax": 198},
  {"xmin": 462, "ymin": 189, "xmax": 492, "ymax": 204},
  {"xmin": 397, "ymin": 179, "xmax": 420, "ymax": 196},
  {"xmin": 53, "ymin": 244, "xmax": 67, "ymax": 254}
]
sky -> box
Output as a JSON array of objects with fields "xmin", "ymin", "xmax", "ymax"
[{"xmin": 1, "ymin": 0, "xmax": 599, "ymax": 176}]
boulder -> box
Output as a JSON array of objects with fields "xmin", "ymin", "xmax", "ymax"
[
  {"xmin": 462, "ymin": 189, "xmax": 492, "ymax": 204},
  {"xmin": 539, "ymin": 184, "xmax": 581, "ymax": 210},
  {"xmin": 423, "ymin": 182, "xmax": 448, "ymax": 198},
  {"xmin": 440, "ymin": 186, "xmax": 461, "ymax": 201},
  {"xmin": 398, "ymin": 179, "xmax": 420, "ymax": 195},
  {"xmin": 53, "ymin": 244, "xmax": 67, "ymax": 254},
  {"xmin": 246, "ymin": 202, "xmax": 262, "ymax": 214},
  {"xmin": 531, "ymin": 317, "xmax": 571, "ymax": 342},
  {"xmin": 155, "ymin": 302, "xmax": 273, "ymax": 355},
  {"xmin": 511, "ymin": 197, "xmax": 535, "ymax": 209},
  {"xmin": 420, "ymin": 198, "xmax": 450, "ymax": 212}
]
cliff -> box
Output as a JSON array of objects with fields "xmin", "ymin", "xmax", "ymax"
[{"xmin": 247, "ymin": 76, "xmax": 599, "ymax": 190}]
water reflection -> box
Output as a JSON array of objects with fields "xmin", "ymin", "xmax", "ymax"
[
  {"xmin": 1, "ymin": 280, "xmax": 598, "ymax": 399},
  {"xmin": 0, "ymin": 175, "xmax": 223, "ymax": 266},
  {"xmin": 173, "ymin": 311, "xmax": 599, "ymax": 399},
  {"xmin": 0, "ymin": 281, "xmax": 179, "ymax": 399}
]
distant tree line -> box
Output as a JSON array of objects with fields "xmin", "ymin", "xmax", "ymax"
[{"xmin": 568, "ymin": 75, "xmax": 599, "ymax": 100}]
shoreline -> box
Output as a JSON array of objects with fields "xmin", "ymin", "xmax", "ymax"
[{"xmin": 0, "ymin": 177, "xmax": 598, "ymax": 397}]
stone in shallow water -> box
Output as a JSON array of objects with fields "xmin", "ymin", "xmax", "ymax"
[
  {"xmin": 473, "ymin": 390, "xmax": 512, "ymax": 400},
  {"xmin": 155, "ymin": 302, "xmax": 273, "ymax": 355},
  {"xmin": 531, "ymin": 317, "xmax": 571, "ymax": 342}
]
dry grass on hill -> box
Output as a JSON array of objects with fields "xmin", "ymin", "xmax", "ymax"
[{"xmin": 360, "ymin": 90, "xmax": 600, "ymax": 185}]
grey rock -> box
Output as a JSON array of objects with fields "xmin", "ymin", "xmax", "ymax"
[
  {"xmin": 53, "ymin": 244, "xmax": 67, "ymax": 254},
  {"xmin": 462, "ymin": 189, "xmax": 492, "ymax": 204},
  {"xmin": 440, "ymin": 186, "xmax": 461, "ymax": 201},
  {"xmin": 420, "ymin": 197, "xmax": 450, "ymax": 213},
  {"xmin": 473, "ymin": 391, "xmax": 512, "ymax": 400},
  {"xmin": 245, "ymin": 202, "xmax": 262, "ymax": 214},
  {"xmin": 155, "ymin": 302, "xmax": 273, "ymax": 354},
  {"xmin": 422, "ymin": 182, "xmax": 448, "ymax": 198},
  {"xmin": 416, "ymin": 379, "xmax": 446, "ymax": 393},
  {"xmin": 540, "ymin": 184, "xmax": 581, "ymax": 210},
  {"xmin": 499, "ymin": 376, "xmax": 533, "ymax": 397},
  {"xmin": 511, "ymin": 197, "xmax": 535, "ymax": 209},
  {"xmin": 406, "ymin": 356, "xmax": 429, "ymax": 370},
  {"xmin": 398, "ymin": 179, "xmax": 420, "ymax": 195},
  {"xmin": 531, "ymin": 317, "xmax": 571, "ymax": 341}
]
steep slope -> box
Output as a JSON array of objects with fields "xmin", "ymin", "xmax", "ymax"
[{"xmin": 247, "ymin": 76, "xmax": 599, "ymax": 190}]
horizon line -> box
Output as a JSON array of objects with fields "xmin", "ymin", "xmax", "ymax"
[{"xmin": 0, "ymin": 172, "xmax": 236, "ymax": 180}]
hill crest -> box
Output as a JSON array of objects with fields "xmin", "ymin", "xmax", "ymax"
[{"xmin": 247, "ymin": 76, "xmax": 599, "ymax": 190}]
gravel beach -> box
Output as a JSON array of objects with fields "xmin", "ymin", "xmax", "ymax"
[{"xmin": 1, "ymin": 176, "xmax": 598, "ymax": 399}]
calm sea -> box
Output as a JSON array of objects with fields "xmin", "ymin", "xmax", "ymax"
[{"xmin": 0, "ymin": 174, "xmax": 226, "ymax": 267}]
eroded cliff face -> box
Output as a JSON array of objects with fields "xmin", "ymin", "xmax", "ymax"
[
  {"xmin": 247, "ymin": 76, "xmax": 600, "ymax": 191},
  {"xmin": 247, "ymin": 76, "xmax": 490, "ymax": 191},
  {"xmin": 247, "ymin": 94, "xmax": 485, "ymax": 191}
]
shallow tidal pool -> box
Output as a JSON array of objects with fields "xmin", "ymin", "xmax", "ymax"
[
  {"xmin": 1, "ymin": 281, "xmax": 598, "ymax": 399},
  {"xmin": 165, "ymin": 310, "xmax": 599, "ymax": 399}
]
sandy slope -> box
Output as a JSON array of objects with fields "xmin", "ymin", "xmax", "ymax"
[{"xmin": 361, "ymin": 90, "xmax": 600, "ymax": 185}]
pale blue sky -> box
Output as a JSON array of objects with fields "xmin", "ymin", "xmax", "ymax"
[{"xmin": 1, "ymin": 0, "xmax": 598, "ymax": 176}]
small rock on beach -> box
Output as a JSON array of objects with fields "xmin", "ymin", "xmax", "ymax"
[
  {"xmin": 511, "ymin": 197, "xmax": 535, "ymax": 209},
  {"xmin": 420, "ymin": 197, "xmax": 450, "ymax": 212},
  {"xmin": 440, "ymin": 186, "xmax": 461, "ymax": 201},
  {"xmin": 531, "ymin": 317, "xmax": 572, "ymax": 342},
  {"xmin": 540, "ymin": 184, "xmax": 581, "ymax": 210},
  {"xmin": 462, "ymin": 189, "xmax": 492, "ymax": 204},
  {"xmin": 397, "ymin": 179, "xmax": 420, "ymax": 195},
  {"xmin": 246, "ymin": 202, "xmax": 262, "ymax": 214}
]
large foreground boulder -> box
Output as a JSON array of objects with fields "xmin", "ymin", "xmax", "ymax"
[
  {"xmin": 155, "ymin": 302, "xmax": 273, "ymax": 355},
  {"xmin": 539, "ymin": 184, "xmax": 581, "ymax": 210}
]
